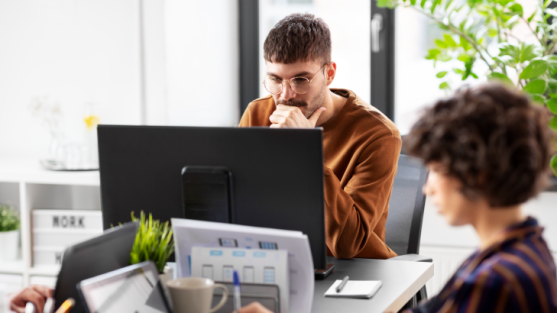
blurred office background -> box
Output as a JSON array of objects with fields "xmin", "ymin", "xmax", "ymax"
[{"xmin": 0, "ymin": 0, "xmax": 554, "ymax": 312}]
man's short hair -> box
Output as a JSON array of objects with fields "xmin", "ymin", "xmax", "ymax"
[
  {"xmin": 264, "ymin": 13, "xmax": 331, "ymax": 64},
  {"xmin": 405, "ymin": 83, "xmax": 554, "ymax": 207}
]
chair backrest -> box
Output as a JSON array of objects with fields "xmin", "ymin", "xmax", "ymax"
[{"xmin": 385, "ymin": 154, "xmax": 428, "ymax": 255}]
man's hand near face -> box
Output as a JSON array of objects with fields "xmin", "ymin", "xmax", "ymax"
[{"xmin": 269, "ymin": 105, "xmax": 326, "ymax": 128}]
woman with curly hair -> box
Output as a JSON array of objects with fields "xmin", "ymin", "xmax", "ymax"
[
  {"xmin": 237, "ymin": 83, "xmax": 556, "ymax": 313},
  {"xmin": 404, "ymin": 83, "xmax": 556, "ymax": 313}
]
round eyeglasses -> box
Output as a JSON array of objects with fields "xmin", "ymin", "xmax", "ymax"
[{"xmin": 262, "ymin": 64, "xmax": 327, "ymax": 95}]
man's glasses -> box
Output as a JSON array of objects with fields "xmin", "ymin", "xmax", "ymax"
[{"xmin": 262, "ymin": 64, "xmax": 327, "ymax": 95}]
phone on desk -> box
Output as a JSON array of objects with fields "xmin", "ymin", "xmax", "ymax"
[
  {"xmin": 181, "ymin": 166, "xmax": 234, "ymax": 223},
  {"xmin": 314, "ymin": 264, "xmax": 335, "ymax": 280}
]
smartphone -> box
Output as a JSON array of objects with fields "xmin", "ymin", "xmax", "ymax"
[
  {"xmin": 314, "ymin": 263, "xmax": 335, "ymax": 280},
  {"xmin": 181, "ymin": 166, "xmax": 233, "ymax": 223}
]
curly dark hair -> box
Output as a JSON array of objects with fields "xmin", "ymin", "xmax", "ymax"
[
  {"xmin": 263, "ymin": 13, "xmax": 331, "ymax": 64},
  {"xmin": 405, "ymin": 83, "xmax": 554, "ymax": 207}
]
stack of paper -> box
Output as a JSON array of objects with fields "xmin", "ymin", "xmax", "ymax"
[{"xmin": 172, "ymin": 218, "xmax": 314, "ymax": 313}]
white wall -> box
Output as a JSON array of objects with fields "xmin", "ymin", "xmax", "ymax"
[
  {"xmin": 0, "ymin": 0, "xmax": 142, "ymax": 159},
  {"xmin": 0, "ymin": 0, "xmax": 240, "ymax": 160},
  {"xmin": 165, "ymin": 0, "xmax": 239, "ymax": 127}
]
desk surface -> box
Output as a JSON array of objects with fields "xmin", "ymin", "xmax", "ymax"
[{"xmin": 312, "ymin": 257, "xmax": 434, "ymax": 313}]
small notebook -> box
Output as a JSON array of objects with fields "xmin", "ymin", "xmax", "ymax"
[{"xmin": 324, "ymin": 280, "xmax": 382, "ymax": 299}]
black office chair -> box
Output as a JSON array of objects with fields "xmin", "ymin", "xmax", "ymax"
[{"xmin": 384, "ymin": 154, "xmax": 431, "ymax": 309}]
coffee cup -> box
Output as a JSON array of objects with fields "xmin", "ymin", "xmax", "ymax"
[{"xmin": 166, "ymin": 277, "xmax": 228, "ymax": 313}]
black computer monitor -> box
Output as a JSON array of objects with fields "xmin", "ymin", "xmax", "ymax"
[{"xmin": 97, "ymin": 125, "xmax": 326, "ymax": 270}]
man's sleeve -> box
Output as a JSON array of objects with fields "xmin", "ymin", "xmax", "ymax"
[
  {"xmin": 238, "ymin": 104, "xmax": 252, "ymax": 127},
  {"xmin": 324, "ymin": 133, "xmax": 401, "ymax": 259}
]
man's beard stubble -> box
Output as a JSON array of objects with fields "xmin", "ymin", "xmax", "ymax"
[{"xmin": 276, "ymin": 84, "xmax": 327, "ymax": 119}]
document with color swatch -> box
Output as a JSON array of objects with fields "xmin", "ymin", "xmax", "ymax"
[
  {"xmin": 172, "ymin": 218, "xmax": 313, "ymax": 313},
  {"xmin": 191, "ymin": 247, "xmax": 289, "ymax": 312}
]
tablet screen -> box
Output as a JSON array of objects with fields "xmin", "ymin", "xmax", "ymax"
[{"xmin": 78, "ymin": 262, "xmax": 170, "ymax": 313}]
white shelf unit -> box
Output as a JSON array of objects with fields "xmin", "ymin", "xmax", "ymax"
[{"xmin": 0, "ymin": 159, "xmax": 101, "ymax": 287}]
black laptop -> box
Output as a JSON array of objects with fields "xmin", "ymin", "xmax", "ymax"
[{"xmin": 52, "ymin": 222, "xmax": 138, "ymax": 313}]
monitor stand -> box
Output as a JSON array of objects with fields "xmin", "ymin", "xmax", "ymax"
[{"xmin": 314, "ymin": 264, "xmax": 335, "ymax": 280}]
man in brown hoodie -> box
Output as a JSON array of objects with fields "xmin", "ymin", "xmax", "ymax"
[{"xmin": 240, "ymin": 13, "xmax": 401, "ymax": 259}]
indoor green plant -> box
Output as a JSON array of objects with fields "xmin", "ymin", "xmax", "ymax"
[
  {"xmin": 0, "ymin": 204, "xmax": 21, "ymax": 262},
  {"xmin": 378, "ymin": 0, "xmax": 557, "ymax": 176},
  {"xmin": 129, "ymin": 211, "xmax": 175, "ymax": 274}
]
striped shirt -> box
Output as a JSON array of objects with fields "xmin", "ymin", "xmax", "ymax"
[{"xmin": 409, "ymin": 217, "xmax": 557, "ymax": 313}]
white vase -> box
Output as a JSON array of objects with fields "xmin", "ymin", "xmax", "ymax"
[{"xmin": 0, "ymin": 230, "xmax": 19, "ymax": 262}]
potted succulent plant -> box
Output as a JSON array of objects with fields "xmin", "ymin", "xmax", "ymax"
[
  {"xmin": 129, "ymin": 211, "xmax": 175, "ymax": 283},
  {"xmin": 0, "ymin": 204, "xmax": 20, "ymax": 262},
  {"xmin": 378, "ymin": 0, "xmax": 557, "ymax": 177}
]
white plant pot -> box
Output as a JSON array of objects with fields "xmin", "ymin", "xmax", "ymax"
[{"xmin": 0, "ymin": 230, "xmax": 19, "ymax": 262}]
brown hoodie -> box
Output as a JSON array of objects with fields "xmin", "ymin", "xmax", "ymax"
[{"xmin": 239, "ymin": 89, "xmax": 400, "ymax": 259}]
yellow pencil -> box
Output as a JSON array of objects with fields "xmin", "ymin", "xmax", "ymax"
[{"xmin": 54, "ymin": 298, "xmax": 75, "ymax": 313}]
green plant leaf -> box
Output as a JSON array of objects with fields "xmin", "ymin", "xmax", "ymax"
[
  {"xmin": 529, "ymin": 93, "xmax": 546, "ymax": 105},
  {"xmin": 443, "ymin": 34, "xmax": 457, "ymax": 47},
  {"xmin": 493, "ymin": 55, "xmax": 514, "ymax": 66},
  {"xmin": 431, "ymin": 0, "xmax": 438, "ymax": 13},
  {"xmin": 520, "ymin": 44, "xmax": 540, "ymax": 63},
  {"xmin": 453, "ymin": 68, "xmax": 464, "ymax": 74},
  {"xmin": 459, "ymin": 36, "xmax": 471, "ymax": 50},
  {"xmin": 410, "ymin": 0, "xmax": 417, "ymax": 4},
  {"xmin": 425, "ymin": 48, "xmax": 441, "ymax": 60},
  {"xmin": 439, "ymin": 82, "xmax": 450, "ymax": 90},
  {"xmin": 127, "ymin": 210, "xmax": 174, "ymax": 273},
  {"xmin": 551, "ymin": 154, "xmax": 557, "ymax": 177},
  {"xmin": 458, "ymin": 53, "xmax": 471, "ymax": 62},
  {"xmin": 435, "ymin": 39, "xmax": 448, "ymax": 49},
  {"xmin": 436, "ymin": 71, "xmax": 448, "ymax": 78},
  {"xmin": 488, "ymin": 72, "xmax": 514, "ymax": 86},
  {"xmin": 499, "ymin": 43, "xmax": 520, "ymax": 64},
  {"xmin": 487, "ymin": 28, "xmax": 498, "ymax": 37},
  {"xmin": 547, "ymin": 98, "xmax": 557, "ymax": 114},
  {"xmin": 524, "ymin": 78, "xmax": 548, "ymax": 94},
  {"xmin": 550, "ymin": 116, "xmax": 557, "ymax": 131},
  {"xmin": 508, "ymin": 3, "xmax": 523, "ymax": 17},
  {"xmin": 520, "ymin": 60, "xmax": 549, "ymax": 80},
  {"xmin": 527, "ymin": 11, "xmax": 536, "ymax": 23},
  {"xmin": 420, "ymin": 0, "xmax": 427, "ymax": 9},
  {"xmin": 438, "ymin": 54, "xmax": 452, "ymax": 62}
]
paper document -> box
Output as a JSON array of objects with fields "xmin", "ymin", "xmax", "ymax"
[
  {"xmin": 172, "ymin": 218, "xmax": 314, "ymax": 313},
  {"xmin": 191, "ymin": 247, "xmax": 289, "ymax": 311},
  {"xmin": 324, "ymin": 280, "xmax": 382, "ymax": 299}
]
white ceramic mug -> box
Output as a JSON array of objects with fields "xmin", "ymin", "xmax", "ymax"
[{"xmin": 166, "ymin": 277, "xmax": 228, "ymax": 313}]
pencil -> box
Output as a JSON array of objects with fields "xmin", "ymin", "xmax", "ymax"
[{"xmin": 54, "ymin": 298, "xmax": 75, "ymax": 313}]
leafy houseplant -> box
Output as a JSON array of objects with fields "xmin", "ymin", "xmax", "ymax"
[
  {"xmin": 129, "ymin": 211, "xmax": 175, "ymax": 274},
  {"xmin": 0, "ymin": 204, "xmax": 20, "ymax": 232},
  {"xmin": 378, "ymin": 0, "xmax": 557, "ymax": 176},
  {"xmin": 0, "ymin": 204, "xmax": 20, "ymax": 262}
]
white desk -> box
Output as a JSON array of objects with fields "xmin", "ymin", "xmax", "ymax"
[{"xmin": 312, "ymin": 257, "xmax": 433, "ymax": 312}]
